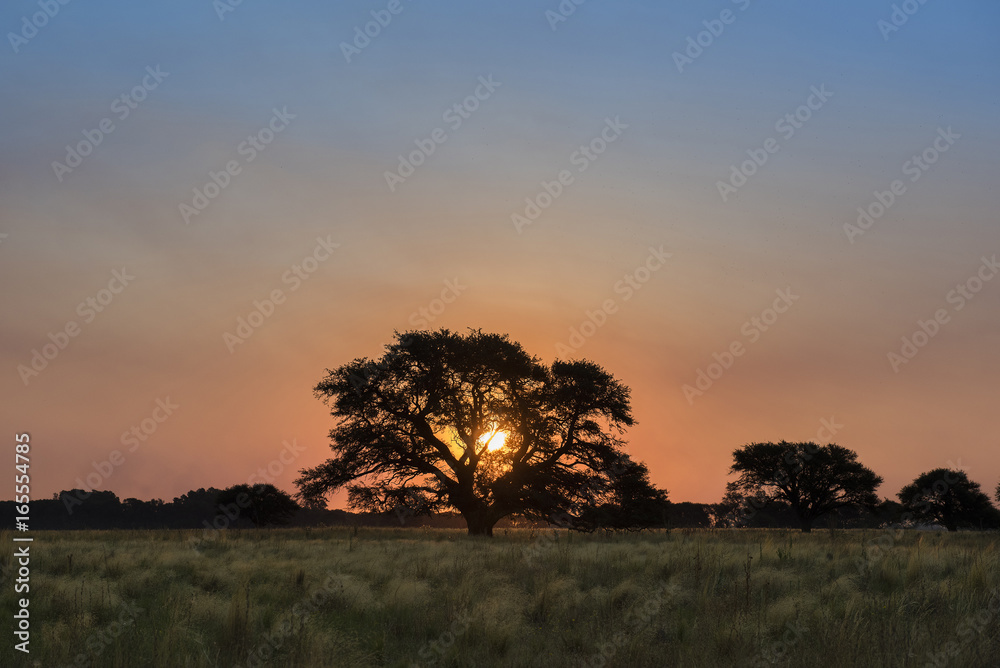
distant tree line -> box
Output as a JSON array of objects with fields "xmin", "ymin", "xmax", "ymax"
[
  {"xmin": 0, "ymin": 484, "xmax": 537, "ymax": 531},
  {"xmin": 2, "ymin": 484, "xmax": 311, "ymax": 532},
  {"xmin": 5, "ymin": 455, "xmax": 998, "ymax": 533}
]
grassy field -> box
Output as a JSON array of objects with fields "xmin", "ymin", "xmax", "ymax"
[{"xmin": 2, "ymin": 527, "xmax": 998, "ymax": 667}]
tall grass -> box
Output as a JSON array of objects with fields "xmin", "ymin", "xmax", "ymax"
[{"xmin": 1, "ymin": 528, "xmax": 998, "ymax": 667}]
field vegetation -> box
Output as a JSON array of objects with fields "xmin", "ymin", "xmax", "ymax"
[{"xmin": 3, "ymin": 527, "xmax": 998, "ymax": 667}]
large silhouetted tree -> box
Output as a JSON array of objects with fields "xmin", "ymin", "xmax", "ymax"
[
  {"xmin": 898, "ymin": 469, "xmax": 1000, "ymax": 531},
  {"xmin": 295, "ymin": 329, "xmax": 667, "ymax": 535},
  {"xmin": 726, "ymin": 441, "xmax": 882, "ymax": 532}
]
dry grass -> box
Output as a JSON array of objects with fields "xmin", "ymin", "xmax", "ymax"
[{"xmin": 2, "ymin": 527, "xmax": 998, "ymax": 667}]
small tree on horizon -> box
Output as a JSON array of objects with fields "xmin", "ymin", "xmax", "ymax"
[
  {"xmin": 898, "ymin": 469, "xmax": 1000, "ymax": 531},
  {"xmin": 726, "ymin": 441, "xmax": 882, "ymax": 532},
  {"xmin": 216, "ymin": 483, "xmax": 299, "ymax": 527}
]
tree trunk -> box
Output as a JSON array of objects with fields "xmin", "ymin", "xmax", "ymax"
[
  {"xmin": 464, "ymin": 511, "xmax": 495, "ymax": 536},
  {"xmin": 462, "ymin": 508, "xmax": 497, "ymax": 537},
  {"xmin": 799, "ymin": 516, "xmax": 813, "ymax": 533}
]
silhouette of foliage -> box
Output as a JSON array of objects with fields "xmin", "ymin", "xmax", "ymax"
[
  {"xmin": 296, "ymin": 329, "xmax": 668, "ymax": 535},
  {"xmin": 216, "ymin": 483, "xmax": 299, "ymax": 527},
  {"xmin": 726, "ymin": 441, "xmax": 882, "ymax": 532},
  {"xmin": 898, "ymin": 469, "xmax": 1000, "ymax": 531}
]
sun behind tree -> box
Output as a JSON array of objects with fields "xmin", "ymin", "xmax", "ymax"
[
  {"xmin": 295, "ymin": 329, "xmax": 668, "ymax": 535},
  {"xmin": 480, "ymin": 429, "xmax": 508, "ymax": 452}
]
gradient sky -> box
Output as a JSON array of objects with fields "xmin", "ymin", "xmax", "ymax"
[{"xmin": 2, "ymin": 0, "xmax": 999, "ymax": 508}]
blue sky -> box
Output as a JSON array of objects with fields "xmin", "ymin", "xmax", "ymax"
[{"xmin": 2, "ymin": 0, "xmax": 999, "ymax": 504}]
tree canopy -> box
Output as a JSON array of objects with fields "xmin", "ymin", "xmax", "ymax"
[
  {"xmin": 726, "ymin": 441, "xmax": 882, "ymax": 532},
  {"xmin": 295, "ymin": 329, "xmax": 668, "ymax": 535},
  {"xmin": 898, "ymin": 469, "xmax": 1000, "ymax": 531},
  {"xmin": 216, "ymin": 483, "xmax": 299, "ymax": 527}
]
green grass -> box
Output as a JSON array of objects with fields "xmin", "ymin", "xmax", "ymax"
[{"xmin": 2, "ymin": 527, "xmax": 999, "ymax": 667}]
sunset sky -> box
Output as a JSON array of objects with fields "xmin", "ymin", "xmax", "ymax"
[{"xmin": 2, "ymin": 0, "xmax": 998, "ymax": 508}]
